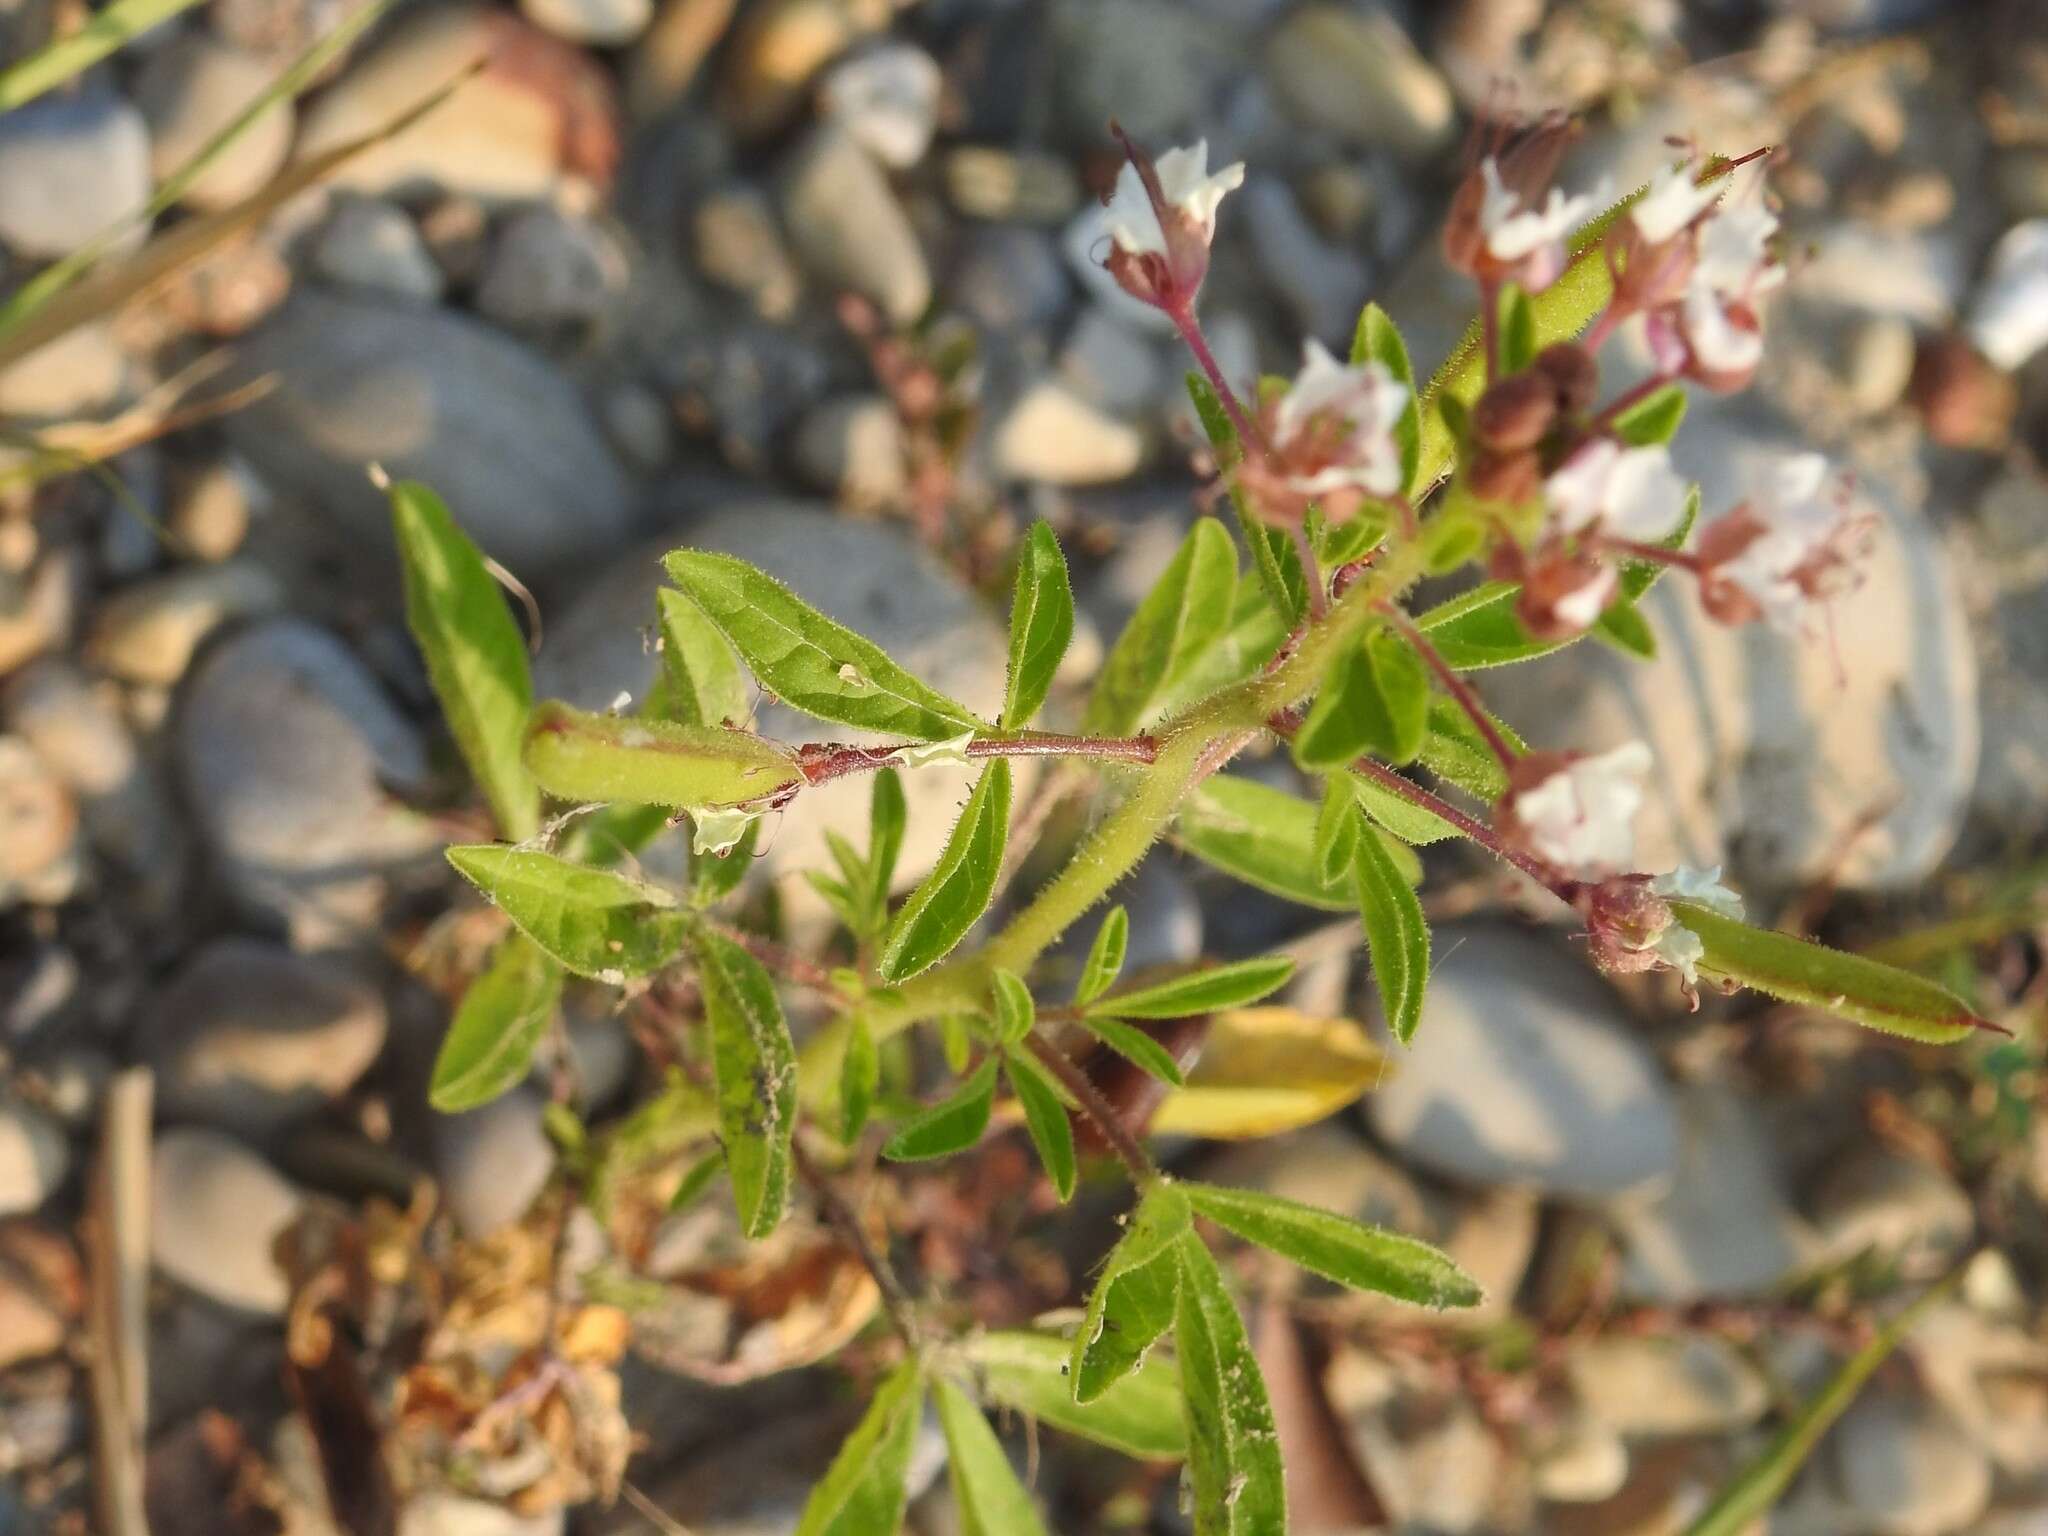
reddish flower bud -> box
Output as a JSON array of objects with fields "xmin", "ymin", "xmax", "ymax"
[
  {"xmin": 1466, "ymin": 446, "xmax": 1542, "ymax": 506},
  {"xmin": 1472, "ymin": 372, "xmax": 1559, "ymax": 452},
  {"xmin": 1532, "ymin": 342, "xmax": 1599, "ymax": 415}
]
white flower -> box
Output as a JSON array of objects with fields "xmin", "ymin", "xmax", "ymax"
[
  {"xmin": 1681, "ymin": 284, "xmax": 1763, "ymax": 376},
  {"xmin": 1645, "ymin": 865, "xmax": 1743, "ymax": 985},
  {"xmin": 1631, "ymin": 159, "xmax": 1720, "ymax": 244},
  {"xmin": 1680, "ymin": 203, "xmax": 1784, "ymax": 375},
  {"xmin": 1965, "ymin": 219, "xmax": 2048, "ymax": 371},
  {"xmin": 1106, "ymin": 139, "xmax": 1245, "ymax": 257},
  {"xmin": 1478, "ymin": 157, "xmax": 1603, "ymax": 262},
  {"xmin": 1271, "ymin": 340, "xmax": 1409, "ymax": 498},
  {"xmin": 1512, "ymin": 741, "xmax": 1652, "ymax": 874},
  {"xmin": 1711, "ymin": 453, "xmax": 1852, "ymax": 631},
  {"xmin": 1544, "ymin": 438, "xmax": 1690, "ymax": 542},
  {"xmin": 1551, "ymin": 562, "xmax": 1619, "ymax": 631}
]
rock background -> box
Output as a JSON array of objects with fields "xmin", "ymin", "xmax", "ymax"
[{"xmin": 1, "ymin": 0, "xmax": 2046, "ymax": 1533}]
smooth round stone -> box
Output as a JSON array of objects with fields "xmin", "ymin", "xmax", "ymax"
[
  {"xmin": 791, "ymin": 394, "xmax": 907, "ymax": 510},
  {"xmin": 1488, "ymin": 396, "xmax": 1976, "ymax": 892},
  {"xmin": 1532, "ymin": 1414, "xmax": 1630, "ymax": 1504},
  {"xmin": 519, "ymin": 0, "xmax": 650, "ymax": 46},
  {"xmin": 176, "ymin": 619, "xmax": 438, "ymax": 947},
  {"xmin": 1363, "ymin": 924, "xmax": 1679, "ymax": 1201},
  {"xmin": 473, "ymin": 205, "xmax": 626, "ymax": 331},
  {"xmin": 221, "ymin": 287, "xmax": 635, "ymax": 579},
  {"xmin": 145, "ymin": 939, "xmax": 388, "ymax": 1136},
  {"xmin": 1047, "ymin": 0, "xmax": 1232, "ymax": 145},
  {"xmin": 716, "ymin": 0, "xmax": 892, "ymax": 139},
  {"xmin": 85, "ymin": 561, "xmax": 282, "ymax": 685},
  {"xmin": 1566, "ymin": 1335, "xmax": 1770, "ymax": 1438},
  {"xmin": 1806, "ymin": 1148, "xmax": 1974, "ymax": 1268},
  {"xmin": 692, "ymin": 184, "xmax": 804, "ymax": 321},
  {"xmin": 0, "ymin": 1100, "xmax": 69, "ymax": 1215},
  {"xmin": 400, "ymin": 1493, "xmax": 563, "ymax": 1536},
  {"xmin": 0, "ymin": 323, "xmax": 128, "ymax": 421},
  {"xmin": 531, "ymin": 504, "xmax": 1008, "ymax": 923},
  {"xmin": 309, "ymin": 195, "xmax": 445, "ymax": 302},
  {"xmin": 150, "ymin": 1128, "xmax": 303, "ymax": 1313},
  {"xmin": 430, "ymin": 1087, "xmax": 554, "ymax": 1236},
  {"xmin": 1832, "ymin": 1391, "xmax": 1992, "ymax": 1536},
  {"xmin": 0, "ymin": 93, "xmax": 151, "ymax": 259},
  {"xmin": 133, "ymin": 33, "xmax": 294, "ymax": 210},
  {"xmin": 817, "ymin": 42, "xmax": 941, "ymax": 170},
  {"xmin": 993, "ymin": 379, "xmax": 1146, "ymax": 485},
  {"xmin": 779, "ymin": 125, "xmax": 931, "ymax": 327},
  {"xmin": 1968, "ymin": 219, "xmax": 2048, "ymax": 372},
  {"xmin": 0, "ymin": 735, "xmax": 80, "ymax": 908},
  {"xmin": 1612, "ymin": 1084, "xmax": 1817, "ymax": 1303},
  {"xmin": 1265, "ymin": 3, "xmax": 1456, "ymax": 158}
]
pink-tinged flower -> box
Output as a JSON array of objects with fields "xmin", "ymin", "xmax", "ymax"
[
  {"xmin": 1543, "ymin": 438, "xmax": 1690, "ymax": 542},
  {"xmin": 1263, "ymin": 340, "xmax": 1409, "ymax": 499},
  {"xmin": 1502, "ymin": 741, "xmax": 1652, "ymax": 875},
  {"xmin": 1515, "ymin": 549, "xmax": 1617, "ymax": 640},
  {"xmin": 1629, "ymin": 159, "xmax": 1721, "ymax": 246},
  {"xmin": 1669, "ymin": 203, "xmax": 1785, "ymax": 388},
  {"xmin": 1580, "ymin": 863, "xmax": 1742, "ymax": 993},
  {"xmin": 1099, "ymin": 133, "xmax": 1244, "ymax": 314},
  {"xmin": 1469, "ymin": 156, "xmax": 1604, "ymax": 291},
  {"xmin": 1645, "ymin": 864, "xmax": 1743, "ymax": 986},
  {"xmin": 1697, "ymin": 453, "xmax": 1871, "ymax": 633}
]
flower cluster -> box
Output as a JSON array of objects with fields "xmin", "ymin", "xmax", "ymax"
[{"xmin": 1695, "ymin": 453, "xmax": 1873, "ymax": 634}]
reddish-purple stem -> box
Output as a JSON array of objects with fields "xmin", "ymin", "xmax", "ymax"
[
  {"xmin": 797, "ymin": 732, "xmax": 1159, "ymax": 788},
  {"xmin": 1378, "ymin": 605, "xmax": 1519, "ymax": 769},
  {"xmin": 1591, "ymin": 372, "xmax": 1675, "ymax": 431}
]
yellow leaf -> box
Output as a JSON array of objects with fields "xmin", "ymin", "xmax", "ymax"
[{"xmin": 1148, "ymin": 1006, "xmax": 1390, "ymax": 1140}]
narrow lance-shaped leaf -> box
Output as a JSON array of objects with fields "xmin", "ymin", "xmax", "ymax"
[
  {"xmin": 1072, "ymin": 1180, "xmax": 1191, "ymax": 1404},
  {"xmin": 1351, "ymin": 301, "xmax": 1421, "ymax": 493},
  {"xmin": 1611, "ymin": 382, "xmax": 1687, "ymax": 447},
  {"xmin": 876, "ymin": 759, "xmax": 1012, "ymax": 983},
  {"xmin": 692, "ymin": 929, "xmax": 797, "ymax": 1239},
  {"xmin": 430, "ymin": 933, "xmax": 562, "ymax": 1112},
  {"xmin": 1186, "ymin": 372, "xmax": 1307, "ymax": 625},
  {"xmin": 1183, "ymin": 1183, "xmax": 1479, "ymax": 1308},
  {"xmin": 1087, "ymin": 955, "xmax": 1295, "ymax": 1021},
  {"xmin": 1086, "ymin": 517, "xmax": 1240, "ymax": 734},
  {"xmin": 1175, "ymin": 774, "xmax": 1354, "ymax": 911},
  {"xmin": 1348, "ymin": 768, "xmax": 1461, "ymax": 846},
  {"xmin": 1074, "ymin": 1015, "xmax": 1186, "ymax": 1087},
  {"xmin": 990, "ymin": 969, "xmax": 1034, "ymax": 1045},
  {"xmin": 934, "ymin": 1378, "xmax": 1051, "ymax": 1536},
  {"xmin": 963, "ymin": 1330, "xmax": 1186, "ymax": 1460},
  {"xmin": 1355, "ymin": 828, "xmax": 1429, "ymax": 1044},
  {"xmin": 1314, "ymin": 774, "xmax": 1362, "ymax": 884},
  {"xmin": 1498, "ymin": 283, "xmax": 1536, "ymax": 373},
  {"xmin": 668, "ymin": 1149, "xmax": 726, "ymax": 1212},
  {"xmin": 1004, "ymin": 1049, "xmax": 1076, "ymax": 1202},
  {"xmin": 525, "ymin": 701, "xmax": 804, "ymax": 810},
  {"xmin": 1670, "ymin": 900, "xmax": 1988, "ymax": 1045},
  {"xmin": 883, "ymin": 1056, "xmax": 999, "ymax": 1161},
  {"xmin": 839, "ymin": 1013, "xmax": 879, "ymax": 1144},
  {"xmin": 1293, "ymin": 629, "xmax": 1428, "ymax": 770},
  {"xmin": 655, "ymin": 586, "xmax": 752, "ymax": 728},
  {"xmin": 446, "ymin": 846, "xmax": 688, "ymax": 980},
  {"xmin": 868, "ymin": 767, "xmax": 907, "ymax": 906},
  {"xmin": 1075, "ymin": 907, "xmax": 1130, "ymax": 1006},
  {"xmin": 1174, "ymin": 1233, "xmax": 1286, "ymax": 1536},
  {"xmin": 1002, "ymin": 522, "xmax": 1073, "ymax": 728},
  {"xmin": 794, "ymin": 1359, "xmax": 926, "ymax": 1536},
  {"xmin": 666, "ymin": 548, "xmax": 985, "ymax": 740},
  {"xmin": 390, "ymin": 480, "xmax": 540, "ymax": 840}
]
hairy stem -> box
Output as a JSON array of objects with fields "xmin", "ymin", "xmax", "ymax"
[
  {"xmin": 799, "ymin": 730, "xmax": 1159, "ymax": 788},
  {"xmin": 1022, "ymin": 1032, "xmax": 1156, "ymax": 1183},
  {"xmin": 1379, "ymin": 605, "xmax": 1519, "ymax": 768},
  {"xmin": 791, "ymin": 1137, "xmax": 921, "ymax": 1345}
]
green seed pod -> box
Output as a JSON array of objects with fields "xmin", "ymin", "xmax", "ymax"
[{"xmin": 524, "ymin": 700, "xmax": 804, "ymax": 810}]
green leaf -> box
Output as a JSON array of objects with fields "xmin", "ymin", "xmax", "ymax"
[
  {"xmin": 390, "ymin": 480, "xmax": 540, "ymax": 840},
  {"xmin": 693, "ymin": 929, "xmax": 797, "ymax": 1238},
  {"xmin": 876, "ymin": 760, "xmax": 1011, "ymax": 982},
  {"xmin": 1498, "ymin": 283, "xmax": 1536, "ymax": 374},
  {"xmin": 1611, "ymin": 383, "xmax": 1688, "ymax": 447},
  {"xmin": 430, "ymin": 934, "xmax": 562, "ymax": 1112},
  {"xmin": 1355, "ymin": 830, "xmax": 1429, "ymax": 1045},
  {"xmin": 794, "ymin": 1359, "xmax": 925, "ymax": 1536},
  {"xmin": 883, "ymin": 1057, "xmax": 999, "ymax": 1161},
  {"xmin": 1183, "ymin": 1183, "xmax": 1477, "ymax": 1308},
  {"xmin": 1004, "ymin": 1049, "xmax": 1077, "ymax": 1202},
  {"xmin": 1175, "ymin": 774, "xmax": 1352, "ymax": 911},
  {"xmin": 990, "ymin": 969, "xmax": 1035, "ymax": 1046},
  {"xmin": 1417, "ymin": 696, "xmax": 1522, "ymax": 802},
  {"xmin": 1670, "ymin": 901, "xmax": 1988, "ymax": 1045},
  {"xmin": 868, "ymin": 768, "xmax": 908, "ymax": 908},
  {"xmin": 1186, "ymin": 373, "xmax": 1306, "ymax": 624},
  {"xmin": 668, "ymin": 1149, "xmax": 726, "ymax": 1212},
  {"xmin": 1351, "ymin": 301, "xmax": 1421, "ymax": 494},
  {"xmin": 1294, "ymin": 629, "xmax": 1429, "ymax": 770},
  {"xmin": 1002, "ymin": 522, "xmax": 1074, "ymax": 729},
  {"xmin": 1314, "ymin": 775, "xmax": 1362, "ymax": 884},
  {"xmin": 1174, "ymin": 1234, "xmax": 1285, "ymax": 1536},
  {"xmin": 1074, "ymin": 1015, "xmax": 1186, "ymax": 1087},
  {"xmin": 964, "ymin": 1330, "xmax": 1186, "ymax": 1459},
  {"xmin": 525, "ymin": 701, "xmax": 803, "ymax": 810},
  {"xmin": 1075, "ymin": 907, "xmax": 1130, "ymax": 1006},
  {"xmin": 446, "ymin": 846, "xmax": 688, "ymax": 979},
  {"xmin": 1682, "ymin": 1272, "xmax": 1960, "ymax": 1536},
  {"xmin": 1151, "ymin": 577, "xmax": 1289, "ymax": 720},
  {"xmin": 934, "ymin": 1378, "xmax": 1050, "ymax": 1536},
  {"xmin": 1086, "ymin": 518, "xmax": 1239, "ymax": 734},
  {"xmin": 655, "ymin": 587, "xmax": 752, "ymax": 728},
  {"xmin": 1593, "ymin": 596, "xmax": 1659, "ymax": 659},
  {"xmin": 666, "ymin": 548, "xmax": 985, "ymax": 741},
  {"xmin": 1089, "ymin": 956, "xmax": 1296, "ymax": 1021},
  {"xmin": 1348, "ymin": 769, "xmax": 1461, "ymax": 846},
  {"xmin": 1073, "ymin": 1181, "xmax": 1190, "ymax": 1404},
  {"xmin": 840, "ymin": 1014, "xmax": 879, "ymax": 1143}
]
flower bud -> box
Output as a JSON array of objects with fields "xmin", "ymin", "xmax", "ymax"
[
  {"xmin": 1515, "ymin": 551, "xmax": 1616, "ymax": 640},
  {"xmin": 1465, "ymin": 446, "xmax": 1542, "ymax": 506},
  {"xmin": 1472, "ymin": 371, "xmax": 1559, "ymax": 451},
  {"xmin": 1533, "ymin": 342, "xmax": 1599, "ymax": 414}
]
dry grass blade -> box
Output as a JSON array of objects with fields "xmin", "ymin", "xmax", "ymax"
[
  {"xmin": 0, "ymin": 0, "xmax": 206, "ymax": 112},
  {"xmin": 0, "ymin": 351, "xmax": 276, "ymax": 490},
  {"xmin": 86, "ymin": 1069, "xmax": 154, "ymax": 1536}
]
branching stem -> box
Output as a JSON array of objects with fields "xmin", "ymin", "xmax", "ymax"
[
  {"xmin": 1022, "ymin": 1032, "xmax": 1156, "ymax": 1183},
  {"xmin": 1378, "ymin": 605, "xmax": 1519, "ymax": 769}
]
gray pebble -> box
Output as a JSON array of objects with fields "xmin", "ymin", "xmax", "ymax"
[{"xmin": 150, "ymin": 1127, "xmax": 304, "ymax": 1313}]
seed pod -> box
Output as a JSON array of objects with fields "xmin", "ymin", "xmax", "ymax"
[
  {"xmin": 1472, "ymin": 372, "xmax": 1559, "ymax": 451},
  {"xmin": 524, "ymin": 700, "xmax": 804, "ymax": 810},
  {"xmin": 1465, "ymin": 446, "xmax": 1542, "ymax": 506},
  {"xmin": 1533, "ymin": 341, "xmax": 1599, "ymax": 414}
]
